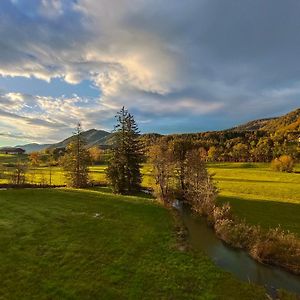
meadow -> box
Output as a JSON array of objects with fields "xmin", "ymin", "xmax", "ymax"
[
  {"xmin": 0, "ymin": 188, "xmax": 269, "ymax": 299},
  {"xmin": 1, "ymin": 154, "xmax": 300, "ymax": 235},
  {"xmin": 1, "ymin": 154, "xmax": 300, "ymax": 298},
  {"xmin": 209, "ymin": 162, "xmax": 300, "ymax": 236}
]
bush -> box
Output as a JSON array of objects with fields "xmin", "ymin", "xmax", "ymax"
[
  {"xmin": 250, "ymin": 227, "xmax": 300, "ymax": 274},
  {"xmin": 211, "ymin": 208, "xmax": 300, "ymax": 274},
  {"xmin": 271, "ymin": 155, "xmax": 294, "ymax": 172},
  {"xmin": 214, "ymin": 218, "xmax": 261, "ymax": 249},
  {"xmin": 213, "ymin": 203, "xmax": 232, "ymax": 224}
]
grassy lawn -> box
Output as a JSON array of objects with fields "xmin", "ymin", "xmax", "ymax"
[
  {"xmin": 208, "ymin": 163, "xmax": 300, "ymax": 236},
  {"xmin": 0, "ymin": 155, "xmax": 108, "ymax": 185},
  {"xmin": 0, "ymin": 188, "xmax": 268, "ymax": 299},
  {"xmin": 1, "ymin": 155, "xmax": 300, "ymax": 235}
]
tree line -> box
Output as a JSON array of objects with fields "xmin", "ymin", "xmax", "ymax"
[
  {"xmin": 0, "ymin": 130, "xmax": 104, "ymax": 186},
  {"xmin": 142, "ymin": 130, "xmax": 300, "ymax": 163},
  {"xmin": 1, "ymin": 107, "xmax": 299, "ymax": 188}
]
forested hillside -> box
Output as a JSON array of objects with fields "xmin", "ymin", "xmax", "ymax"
[
  {"xmin": 19, "ymin": 108, "xmax": 300, "ymax": 162},
  {"xmin": 142, "ymin": 108, "xmax": 300, "ymax": 162},
  {"xmin": 229, "ymin": 118, "xmax": 276, "ymax": 131},
  {"xmin": 262, "ymin": 108, "xmax": 300, "ymax": 133}
]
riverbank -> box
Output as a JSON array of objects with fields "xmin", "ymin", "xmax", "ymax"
[
  {"xmin": 184, "ymin": 183, "xmax": 300, "ymax": 277},
  {"xmin": 177, "ymin": 204, "xmax": 300, "ymax": 297}
]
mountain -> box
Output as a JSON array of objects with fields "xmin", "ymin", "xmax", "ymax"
[
  {"xmin": 229, "ymin": 117, "xmax": 277, "ymax": 132},
  {"xmin": 261, "ymin": 108, "xmax": 300, "ymax": 133},
  {"xmin": 229, "ymin": 108, "xmax": 300, "ymax": 133},
  {"xmin": 47, "ymin": 129, "xmax": 111, "ymax": 150},
  {"xmin": 16, "ymin": 107, "xmax": 300, "ymax": 153},
  {"xmin": 17, "ymin": 129, "xmax": 111, "ymax": 153},
  {"xmin": 16, "ymin": 143, "xmax": 52, "ymax": 153}
]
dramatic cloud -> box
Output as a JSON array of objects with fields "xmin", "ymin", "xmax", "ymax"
[
  {"xmin": 0, "ymin": 0, "xmax": 300, "ymax": 144},
  {"xmin": 0, "ymin": 91, "xmax": 116, "ymax": 143}
]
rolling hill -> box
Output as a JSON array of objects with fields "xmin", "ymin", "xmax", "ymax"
[
  {"xmin": 17, "ymin": 129, "xmax": 111, "ymax": 153},
  {"xmin": 15, "ymin": 143, "xmax": 52, "ymax": 153},
  {"xmin": 229, "ymin": 108, "xmax": 300, "ymax": 133},
  {"xmin": 17, "ymin": 107, "xmax": 300, "ymax": 153},
  {"xmin": 261, "ymin": 108, "xmax": 300, "ymax": 133},
  {"xmin": 229, "ymin": 117, "xmax": 277, "ymax": 132},
  {"xmin": 47, "ymin": 129, "xmax": 111, "ymax": 150}
]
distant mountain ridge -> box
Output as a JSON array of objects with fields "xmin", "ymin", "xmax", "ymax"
[
  {"xmin": 261, "ymin": 108, "xmax": 300, "ymax": 132},
  {"xmin": 228, "ymin": 117, "xmax": 278, "ymax": 132},
  {"xmin": 229, "ymin": 108, "xmax": 300, "ymax": 132},
  {"xmin": 15, "ymin": 143, "xmax": 52, "ymax": 153},
  {"xmin": 47, "ymin": 129, "xmax": 111, "ymax": 150},
  {"xmin": 17, "ymin": 107, "xmax": 300, "ymax": 153},
  {"xmin": 17, "ymin": 129, "xmax": 111, "ymax": 153}
]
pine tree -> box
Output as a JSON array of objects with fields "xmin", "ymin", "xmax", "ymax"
[
  {"xmin": 107, "ymin": 107, "xmax": 142, "ymax": 194},
  {"xmin": 62, "ymin": 123, "xmax": 91, "ymax": 188}
]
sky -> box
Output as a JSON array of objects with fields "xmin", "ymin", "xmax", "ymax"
[{"xmin": 0, "ymin": 0, "xmax": 300, "ymax": 146}]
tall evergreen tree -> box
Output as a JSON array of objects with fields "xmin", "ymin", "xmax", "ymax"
[
  {"xmin": 107, "ymin": 107, "xmax": 142, "ymax": 194},
  {"xmin": 62, "ymin": 123, "xmax": 91, "ymax": 188}
]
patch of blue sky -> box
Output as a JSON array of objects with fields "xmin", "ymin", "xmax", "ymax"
[{"xmin": 0, "ymin": 76, "xmax": 100, "ymax": 99}]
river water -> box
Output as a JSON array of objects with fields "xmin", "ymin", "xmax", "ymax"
[{"xmin": 178, "ymin": 204, "xmax": 300, "ymax": 296}]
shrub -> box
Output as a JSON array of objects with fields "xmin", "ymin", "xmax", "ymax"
[
  {"xmin": 271, "ymin": 155, "xmax": 294, "ymax": 172},
  {"xmin": 213, "ymin": 203, "xmax": 232, "ymax": 224},
  {"xmin": 214, "ymin": 218, "xmax": 261, "ymax": 249},
  {"xmin": 10, "ymin": 160, "xmax": 27, "ymax": 185},
  {"xmin": 250, "ymin": 227, "xmax": 300, "ymax": 274}
]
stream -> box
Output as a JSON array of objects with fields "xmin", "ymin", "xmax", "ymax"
[{"xmin": 177, "ymin": 203, "xmax": 300, "ymax": 296}]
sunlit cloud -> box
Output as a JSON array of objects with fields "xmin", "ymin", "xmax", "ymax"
[{"xmin": 0, "ymin": 0, "xmax": 300, "ymax": 144}]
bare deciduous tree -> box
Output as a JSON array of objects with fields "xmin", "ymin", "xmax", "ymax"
[
  {"xmin": 11, "ymin": 160, "xmax": 27, "ymax": 185},
  {"xmin": 148, "ymin": 139, "xmax": 177, "ymax": 204},
  {"xmin": 184, "ymin": 149, "xmax": 217, "ymax": 216}
]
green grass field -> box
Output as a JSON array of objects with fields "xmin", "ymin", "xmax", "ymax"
[
  {"xmin": 208, "ymin": 163, "xmax": 300, "ymax": 236},
  {"xmin": 0, "ymin": 188, "xmax": 269, "ymax": 299},
  {"xmin": 0, "ymin": 154, "xmax": 107, "ymax": 185},
  {"xmin": 1, "ymin": 154, "xmax": 300, "ymax": 235}
]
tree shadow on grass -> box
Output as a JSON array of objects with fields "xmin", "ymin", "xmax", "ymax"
[
  {"xmin": 215, "ymin": 177, "xmax": 288, "ymax": 184},
  {"xmin": 86, "ymin": 186, "xmax": 154, "ymax": 199},
  {"xmin": 217, "ymin": 195, "xmax": 300, "ymax": 237},
  {"xmin": 207, "ymin": 163, "xmax": 263, "ymax": 169}
]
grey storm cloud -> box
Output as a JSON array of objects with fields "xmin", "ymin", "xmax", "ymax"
[{"xmin": 0, "ymin": 0, "xmax": 300, "ymax": 140}]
